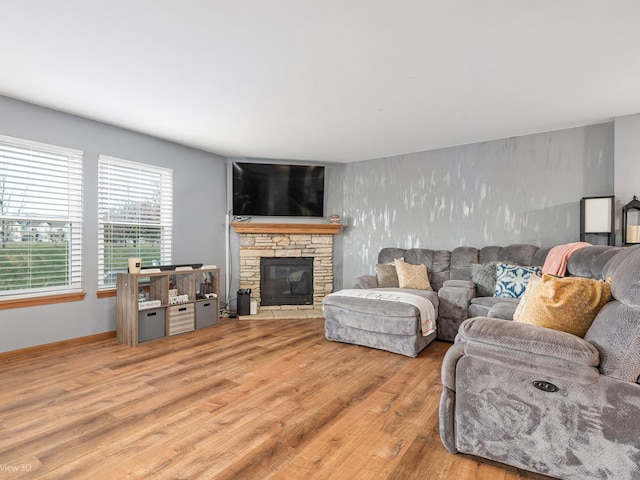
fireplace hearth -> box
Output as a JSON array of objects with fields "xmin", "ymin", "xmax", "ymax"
[{"xmin": 260, "ymin": 257, "xmax": 313, "ymax": 306}]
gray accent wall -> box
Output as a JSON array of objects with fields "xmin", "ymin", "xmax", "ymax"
[
  {"xmin": 614, "ymin": 114, "xmax": 640, "ymax": 245},
  {"xmin": 0, "ymin": 96, "xmax": 227, "ymax": 353},
  {"xmin": 324, "ymin": 162, "xmax": 346, "ymax": 290},
  {"xmin": 340, "ymin": 123, "xmax": 614, "ymax": 288}
]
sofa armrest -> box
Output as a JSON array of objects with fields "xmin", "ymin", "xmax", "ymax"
[
  {"xmin": 438, "ymin": 280, "xmax": 476, "ymax": 321},
  {"xmin": 443, "ymin": 279, "xmax": 475, "ymax": 289},
  {"xmin": 457, "ymin": 317, "xmax": 601, "ymax": 384},
  {"xmin": 439, "ymin": 342, "xmax": 465, "ymax": 454},
  {"xmin": 353, "ymin": 274, "xmax": 378, "ymax": 289}
]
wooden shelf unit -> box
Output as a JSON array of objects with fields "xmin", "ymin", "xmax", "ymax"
[{"xmin": 116, "ymin": 267, "xmax": 220, "ymax": 347}]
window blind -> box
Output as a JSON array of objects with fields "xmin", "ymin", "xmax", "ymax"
[
  {"xmin": 0, "ymin": 134, "xmax": 83, "ymax": 297},
  {"xmin": 98, "ymin": 155, "xmax": 173, "ymax": 288}
]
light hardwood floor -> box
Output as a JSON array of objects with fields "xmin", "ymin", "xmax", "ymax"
[{"xmin": 0, "ymin": 318, "xmax": 551, "ymax": 479}]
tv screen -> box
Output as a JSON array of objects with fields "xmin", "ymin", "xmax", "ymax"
[{"xmin": 232, "ymin": 163, "xmax": 325, "ymax": 217}]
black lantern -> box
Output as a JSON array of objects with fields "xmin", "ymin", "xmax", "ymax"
[
  {"xmin": 580, "ymin": 196, "xmax": 615, "ymax": 246},
  {"xmin": 622, "ymin": 196, "xmax": 640, "ymax": 245}
]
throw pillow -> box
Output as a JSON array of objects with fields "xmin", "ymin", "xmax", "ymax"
[
  {"xmin": 494, "ymin": 263, "xmax": 543, "ymax": 298},
  {"xmin": 394, "ymin": 259, "xmax": 433, "ymax": 290},
  {"xmin": 515, "ymin": 275, "xmax": 612, "ymax": 337},
  {"xmin": 471, "ymin": 261, "xmax": 498, "ymax": 297},
  {"xmin": 375, "ymin": 263, "xmax": 399, "ymax": 288},
  {"xmin": 513, "ymin": 273, "xmax": 542, "ymax": 321}
]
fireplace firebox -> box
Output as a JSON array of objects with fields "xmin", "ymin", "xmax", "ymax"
[{"xmin": 260, "ymin": 257, "xmax": 313, "ymax": 306}]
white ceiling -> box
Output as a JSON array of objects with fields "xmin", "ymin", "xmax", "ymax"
[{"xmin": 2, "ymin": 1, "xmax": 640, "ymax": 163}]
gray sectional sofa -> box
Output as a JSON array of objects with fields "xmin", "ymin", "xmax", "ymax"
[
  {"xmin": 324, "ymin": 243, "xmax": 624, "ymax": 357},
  {"xmin": 342, "ymin": 243, "xmax": 623, "ymax": 341},
  {"xmin": 340, "ymin": 244, "xmax": 552, "ymax": 346}
]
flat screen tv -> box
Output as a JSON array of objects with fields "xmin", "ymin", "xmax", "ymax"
[{"xmin": 232, "ymin": 162, "xmax": 325, "ymax": 217}]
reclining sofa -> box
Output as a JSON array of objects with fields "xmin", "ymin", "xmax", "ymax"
[{"xmin": 440, "ymin": 244, "xmax": 640, "ymax": 479}]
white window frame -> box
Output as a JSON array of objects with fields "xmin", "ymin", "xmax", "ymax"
[
  {"xmin": 0, "ymin": 134, "xmax": 83, "ymax": 298},
  {"xmin": 98, "ymin": 155, "xmax": 173, "ymax": 289}
]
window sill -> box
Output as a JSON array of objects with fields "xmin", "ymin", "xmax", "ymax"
[
  {"xmin": 97, "ymin": 289, "xmax": 116, "ymax": 299},
  {"xmin": 0, "ymin": 292, "xmax": 86, "ymax": 310}
]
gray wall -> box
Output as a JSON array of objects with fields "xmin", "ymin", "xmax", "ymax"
[
  {"xmin": 614, "ymin": 114, "xmax": 640, "ymax": 244},
  {"xmin": 324, "ymin": 162, "xmax": 346, "ymax": 290},
  {"xmin": 0, "ymin": 94, "xmax": 620, "ymax": 352},
  {"xmin": 0, "ymin": 96, "xmax": 227, "ymax": 353},
  {"xmin": 340, "ymin": 123, "xmax": 614, "ymax": 288}
]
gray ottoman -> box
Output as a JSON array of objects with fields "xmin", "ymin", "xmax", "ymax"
[{"xmin": 322, "ymin": 288, "xmax": 439, "ymax": 357}]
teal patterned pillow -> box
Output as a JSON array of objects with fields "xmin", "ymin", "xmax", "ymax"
[{"xmin": 494, "ymin": 263, "xmax": 543, "ymax": 298}]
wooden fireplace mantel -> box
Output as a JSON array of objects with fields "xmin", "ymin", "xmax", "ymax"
[{"xmin": 231, "ymin": 222, "xmax": 342, "ymax": 235}]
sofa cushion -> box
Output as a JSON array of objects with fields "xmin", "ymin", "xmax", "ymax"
[
  {"xmin": 470, "ymin": 296, "xmax": 518, "ymax": 308},
  {"xmin": 592, "ymin": 247, "xmax": 624, "ymax": 279},
  {"xmin": 494, "ymin": 263, "xmax": 542, "ymax": 298},
  {"xmin": 378, "ymin": 247, "xmax": 406, "ymax": 265},
  {"xmin": 566, "ymin": 245, "xmax": 614, "ymax": 278},
  {"xmin": 405, "ymin": 249, "xmax": 451, "ymax": 291},
  {"xmin": 395, "ymin": 259, "xmax": 433, "ymax": 290},
  {"xmin": 469, "ymin": 297, "xmax": 519, "ymax": 318},
  {"xmin": 487, "ymin": 302, "xmax": 519, "ymax": 320},
  {"xmin": 375, "ymin": 263, "xmax": 399, "ymax": 288},
  {"xmin": 478, "ymin": 246, "xmax": 502, "ymax": 264},
  {"xmin": 609, "ymin": 246, "xmax": 640, "ymax": 307},
  {"xmin": 497, "ymin": 244, "xmax": 540, "ymax": 265},
  {"xmin": 450, "ymin": 247, "xmax": 479, "ymax": 282},
  {"xmin": 531, "ymin": 246, "xmax": 551, "ymax": 266},
  {"xmin": 584, "ymin": 246, "xmax": 640, "ymax": 381},
  {"xmin": 468, "ymin": 303, "xmax": 490, "ymax": 318},
  {"xmin": 602, "ymin": 244, "xmax": 640, "ymax": 280},
  {"xmin": 516, "ymin": 274, "xmax": 612, "ymax": 337},
  {"xmin": 585, "ymin": 302, "xmax": 640, "ymax": 382}
]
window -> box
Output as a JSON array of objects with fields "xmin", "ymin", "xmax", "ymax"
[
  {"xmin": 98, "ymin": 156, "xmax": 172, "ymax": 288},
  {"xmin": 0, "ymin": 134, "xmax": 83, "ymax": 298}
]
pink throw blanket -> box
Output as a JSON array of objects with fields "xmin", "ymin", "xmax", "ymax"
[{"xmin": 542, "ymin": 242, "xmax": 591, "ymax": 276}]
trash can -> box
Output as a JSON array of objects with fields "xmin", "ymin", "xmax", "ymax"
[{"xmin": 237, "ymin": 288, "xmax": 251, "ymax": 316}]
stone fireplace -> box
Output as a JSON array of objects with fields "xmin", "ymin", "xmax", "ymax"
[{"xmin": 232, "ymin": 222, "xmax": 341, "ymax": 315}]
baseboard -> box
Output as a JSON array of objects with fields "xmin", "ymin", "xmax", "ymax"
[{"xmin": 0, "ymin": 331, "xmax": 117, "ymax": 360}]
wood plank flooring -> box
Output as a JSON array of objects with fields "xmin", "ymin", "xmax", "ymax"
[{"xmin": 0, "ymin": 318, "xmax": 551, "ymax": 479}]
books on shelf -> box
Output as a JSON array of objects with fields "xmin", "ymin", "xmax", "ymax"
[{"xmin": 138, "ymin": 300, "xmax": 162, "ymax": 310}]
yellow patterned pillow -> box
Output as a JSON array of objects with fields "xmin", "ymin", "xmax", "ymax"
[
  {"xmin": 394, "ymin": 259, "xmax": 433, "ymax": 290},
  {"xmin": 515, "ymin": 274, "xmax": 612, "ymax": 337},
  {"xmin": 513, "ymin": 273, "xmax": 542, "ymax": 321}
]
